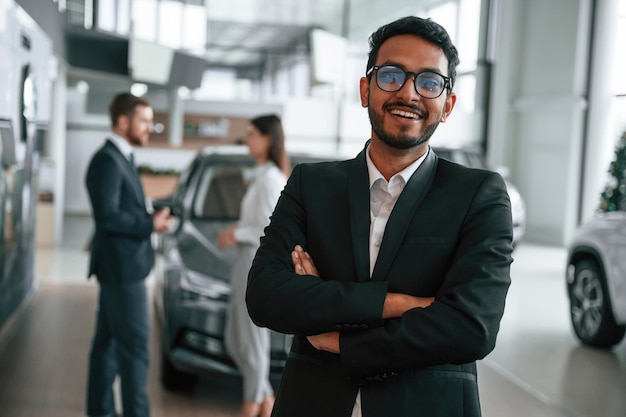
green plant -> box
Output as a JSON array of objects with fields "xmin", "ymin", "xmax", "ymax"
[
  {"xmin": 599, "ymin": 131, "xmax": 626, "ymax": 212},
  {"xmin": 138, "ymin": 165, "xmax": 180, "ymax": 176}
]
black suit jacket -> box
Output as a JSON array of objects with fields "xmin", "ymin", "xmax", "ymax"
[
  {"xmin": 85, "ymin": 140, "xmax": 154, "ymax": 284},
  {"xmin": 246, "ymin": 146, "xmax": 513, "ymax": 417}
]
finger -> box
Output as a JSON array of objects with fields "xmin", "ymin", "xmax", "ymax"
[
  {"xmin": 291, "ymin": 250, "xmax": 305, "ymax": 275},
  {"xmin": 299, "ymin": 252, "xmax": 319, "ymax": 276}
]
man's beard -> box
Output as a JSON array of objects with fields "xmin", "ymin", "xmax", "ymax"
[
  {"xmin": 368, "ymin": 103, "xmax": 440, "ymax": 150},
  {"xmin": 126, "ymin": 128, "xmax": 145, "ymax": 147}
]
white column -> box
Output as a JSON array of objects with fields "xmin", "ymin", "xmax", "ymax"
[
  {"xmin": 50, "ymin": 61, "xmax": 67, "ymax": 244},
  {"xmin": 489, "ymin": 0, "xmax": 594, "ymax": 245},
  {"xmin": 167, "ymin": 86, "xmax": 183, "ymax": 147}
]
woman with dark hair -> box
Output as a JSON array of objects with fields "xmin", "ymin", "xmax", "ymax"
[{"xmin": 217, "ymin": 114, "xmax": 289, "ymax": 417}]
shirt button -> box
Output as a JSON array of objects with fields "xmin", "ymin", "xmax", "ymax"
[{"xmin": 375, "ymin": 240, "xmax": 381, "ymax": 247}]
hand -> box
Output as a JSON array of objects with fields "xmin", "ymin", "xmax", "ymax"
[
  {"xmin": 291, "ymin": 245, "xmax": 319, "ymax": 277},
  {"xmin": 152, "ymin": 207, "xmax": 172, "ymax": 233},
  {"xmin": 291, "ymin": 247, "xmax": 339, "ymax": 353},
  {"xmin": 291, "ymin": 245, "xmax": 433, "ymax": 318},
  {"xmin": 217, "ymin": 224, "xmax": 237, "ymax": 249},
  {"xmin": 307, "ymin": 331, "xmax": 340, "ymax": 354}
]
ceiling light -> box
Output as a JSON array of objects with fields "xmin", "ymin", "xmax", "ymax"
[{"xmin": 131, "ymin": 83, "xmax": 148, "ymax": 96}]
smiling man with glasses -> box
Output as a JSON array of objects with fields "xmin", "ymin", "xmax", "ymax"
[{"xmin": 246, "ymin": 16, "xmax": 513, "ymax": 417}]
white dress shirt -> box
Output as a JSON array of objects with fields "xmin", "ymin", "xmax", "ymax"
[
  {"xmin": 234, "ymin": 162, "xmax": 286, "ymax": 245},
  {"xmin": 351, "ymin": 145, "xmax": 428, "ymax": 417},
  {"xmin": 108, "ymin": 132, "xmax": 134, "ymax": 163}
]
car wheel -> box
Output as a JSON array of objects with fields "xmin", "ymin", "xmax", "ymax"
[
  {"xmin": 568, "ymin": 259, "xmax": 626, "ymax": 348},
  {"xmin": 160, "ymin": 349, "xmax": 198, "ymax": 390}
]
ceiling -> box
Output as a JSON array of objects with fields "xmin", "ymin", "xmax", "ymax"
[
  {"xmin": 203, "ymin": 20, "xmax": 313, "ymax": 68},
  {"xmin": 201, "ymin": 0, "xmax": 348, "ymax": 69},
  {"xmin": 63, "ymin": 0, "xmax": 455, "ymax": 86},
  {"xmin": 61, "ymin": 0, "xmax": 348, "ymax": 79}
]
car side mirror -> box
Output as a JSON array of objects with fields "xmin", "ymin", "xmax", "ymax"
[{"xmin": 152, "ymin": 196, "xmax": 180, "ymax": 216}]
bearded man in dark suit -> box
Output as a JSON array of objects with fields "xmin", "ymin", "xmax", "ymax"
[
  {"xmin": 246, "ymin": 16, "xmax": 513, "ymax": 417},
  {"xmin": 85, "ymin": 92, "xmax": 171, "ymax": 417}
]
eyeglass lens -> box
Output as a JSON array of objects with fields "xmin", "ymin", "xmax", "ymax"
[{"xmin": 376, "ymin": 66, "xmax": 445, "ymax": 98}]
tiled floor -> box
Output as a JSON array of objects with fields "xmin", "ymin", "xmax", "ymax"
[
  {"xmin": 1, "ymin": 215, "xmax": 625, "ymax": 417},
  {"xmin": 485, "ymin": 243, "xmax": 626, "ymax": 417}
]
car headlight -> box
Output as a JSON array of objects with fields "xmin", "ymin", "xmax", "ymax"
[{"xmin": 179, "ymin": 269, "xmax": 231, "ymax": 303}]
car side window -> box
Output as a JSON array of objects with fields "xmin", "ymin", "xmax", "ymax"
[{"xmin": 193, "ymin": 165, "xmax": 248, "ymax": 220}]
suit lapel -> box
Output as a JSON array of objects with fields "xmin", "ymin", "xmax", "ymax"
[
  {"xmin": 348, "ymin": 148, "xmax": 371, "ymax": 283},
  {"xmin": 371, "ymin": 150, "xmax": 438, "ymax": 282},
  {"xmin": 105, "ymin": 140, "xmax": 145, "ymax": 200}
]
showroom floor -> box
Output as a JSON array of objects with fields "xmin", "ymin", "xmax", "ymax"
[{"xmin": 0, "ymin": 215, "xmax": 625, "ymax": 417}]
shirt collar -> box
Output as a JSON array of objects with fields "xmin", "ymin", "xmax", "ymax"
[
  {"xmin": 366, "ymin": 144, "xmax": 429, "ymax": 188},
  {"xmin": 108, "ymin": 133, "xmax": 134, "ymax": 161}
]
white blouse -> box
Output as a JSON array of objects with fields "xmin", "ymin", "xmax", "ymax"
[{"xmin": 233, "ymin": 162, "xmax": 287, "ymax": 246}]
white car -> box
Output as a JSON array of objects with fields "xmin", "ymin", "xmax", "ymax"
[{"xmin": 566, "ymin": 211, "xmax": 626, "ymax": 347}]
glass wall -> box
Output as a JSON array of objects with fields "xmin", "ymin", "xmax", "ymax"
[
  {"xmin": 615, "ymin": 0, "xmax": 626, "ymax": 136},
  {"xmin": 616, "ymin": 1, "xmax": 626, "ymax": 96},
  {"xmin": 97, "ymin": 0, "xmax": 207, "ymax": 54}
]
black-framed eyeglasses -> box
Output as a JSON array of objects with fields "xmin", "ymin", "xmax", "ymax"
[{"xmin": 366, "ymin": 65, "xmax": 452, "ymax": 99}]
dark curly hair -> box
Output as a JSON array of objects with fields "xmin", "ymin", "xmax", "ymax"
[{"xmin": 366, "ymin": 16, "xmax": 460, "ymax": 90}]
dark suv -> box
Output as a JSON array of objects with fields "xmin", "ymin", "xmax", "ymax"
[{"xmin": 153, "ymin": 146, "xmax": 330, "ymax": 389}]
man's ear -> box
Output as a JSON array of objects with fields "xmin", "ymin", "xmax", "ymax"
[
  {"xmin": 359, "ymin": 77, "xmax": 369, "ymax": 108},
  {"xmin": 116, "ymin": 114, "xmax": 130, "ymax": 130},
  {"xmin": 440, "ymin": 92, "xmax": 457, "ymax": 123}
]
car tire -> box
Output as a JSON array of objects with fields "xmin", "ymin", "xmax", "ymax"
[
  {"xmin": 160, "ymin": 349, "xmax": 198, "ymax": 391},
  {"xmin": 568, "ymin": 259, "xmax": 626, "ymax": 348}
]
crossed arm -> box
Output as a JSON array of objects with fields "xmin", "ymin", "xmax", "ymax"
[{"xmin": 291, "ymin": 245, "xmax": 434, "ymax": 353}]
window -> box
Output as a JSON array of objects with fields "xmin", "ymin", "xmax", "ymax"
[
  {"xmin": 97, "ymin": 1, "xmax": 115, "ymax": 32},
  {"xmin": 424, "ymin": 0, "xmax": 486, "ymax": 145},
  {"xmin": 193, "ymin": 165, "xmax": 250, "ymax": 220},
  {"xmin": 116, "ymin": 0, "xmax": 131, "ymax": 35},
  {"xmin": 158, "ymin": 0, "xmax": 183, "ymax": 48},
  {"xmin": 615, "ymin": 0, "xmax": 626, "ymax": 95},
  {"xmin": 132, "ymin": 0, "xmax": 158, "ymax": 41},
  {"xmin": 183, "ymin": 4, "xmax": 207, "ymax": 52}
]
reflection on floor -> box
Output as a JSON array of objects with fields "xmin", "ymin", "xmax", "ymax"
[{"xmin": 0, "ymin": 215, "xmax": 625, "ymax": 417}]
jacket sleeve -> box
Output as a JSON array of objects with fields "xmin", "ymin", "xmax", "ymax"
[
  {"xmin": 339, "ymin": 171, "xmax": 513, "ymax": 378},
  {"xmin": 246, "ymin": 164, "xmax": 389, "ymax": 336},
  {"xmin": 86, "ymin": 151, "xmax": 153, "ymax": 240}
]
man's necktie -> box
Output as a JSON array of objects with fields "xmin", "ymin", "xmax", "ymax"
[{"xmin": 129, "ymin": 153, "xmax": 137, "ymax": 172}]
